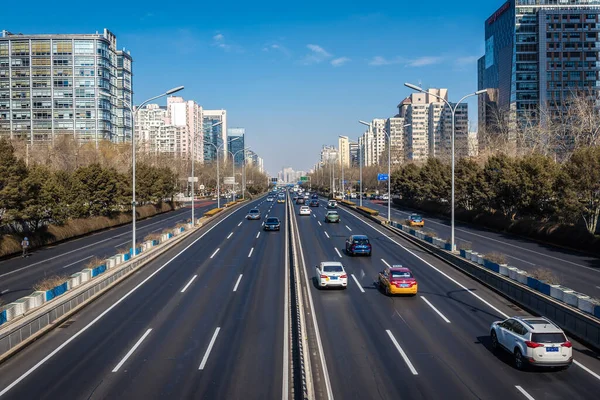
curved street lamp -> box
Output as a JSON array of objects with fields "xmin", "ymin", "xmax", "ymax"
[
  {"xmin": 124, "ymin": 85, "xmax": 184, "ymax": 258},
  {"xmin": 404, "ymin": 83, "xmax": 487, "ymax": 251}
]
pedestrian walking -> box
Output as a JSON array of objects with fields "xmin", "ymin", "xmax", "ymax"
[{"xmin": 21, "ymin": 237, "xmax": 30, "ymax": 258}]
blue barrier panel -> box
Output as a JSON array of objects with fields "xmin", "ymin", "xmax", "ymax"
[
  {"xmin": 460, "ymin": 249, "xmax": 466, "ymax": 258},
  {"xmin": 180, "ymin": 227, "xmax": 185, "ymax": 232},
  {"xmin": 152, "ymin": 240, "xmax": 159, "ymax": 246},
  {"xmin": 0, "ymin": 310, "xmax": 7, "ymax": 326},
  {"xmin": 444, "ymin": 243, "xmax": 452, "ymax": 251},
  {"xmin": 92, "ymin": 264, "xmax": 107, "ymax": 277},
  {"xmin": 168, "ymin": 233, "xmax": 173, "ymax": 239},
  {"xmin": 129, "ymin": 247, "xmax": 142, "ymax": 256},
  {"xmin": 484, "ymin": 260, "xmax": 500, "ymax": 273},
  {"xmin": 45, "ymin": 289, "xmax": 55, "ymax": 302},
  {"xmin": 538, "ymin": 282, "xmax": 551, "ymax": 296},
  {"xmin": 409, "ymin": 229, "xmax": 416, "ymax": 236},
  {"xmin": 527, "ymin": 277, "xmax": 540, "ymax": 291},
  {"xmin": 425, "ymin": 236, "xmax": 433, "ymax": 244},
  {"xmin": 595, "ymin": 305, "xmax": 600, "ymax": 319},
  {"xmin": 123, "ymin": 253, "xmax": 130, "ymax": 261},
  {"xmin": 53, "ymin": 282, "xmax": 68, "ymax": 297}
]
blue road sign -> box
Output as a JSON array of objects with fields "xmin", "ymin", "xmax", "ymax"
[{"xmin": 377, "ymin": 174, "xmax": 389, "ymax": 181}]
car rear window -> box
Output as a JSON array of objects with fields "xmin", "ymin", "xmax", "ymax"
[
  {"xmin": 353, "ymin": 238, "xmax": 370, "ymax": 245},
  {"xmin": 410, "ymin": 216, "xmax": 422, "ymax": 221},
  {"xmin": 323, "ymin": 265, "xmax": 343, "ymax": 272},
  {"xmin": 250, "ymin": 210, "xmax": 259, "ymax": 213},
  {"xmin": 391, "ymin": 271, "xmax": 413, "ymax": 279},
  {"xmin": 531, "ymin": 333, "xmax": 566, "ymax": 343},
  {"xmin": 267, "ymin": 218, "xmax": 279, "ymax": 223},
  {"xmin": 328, "ymin": 212, "xmax": 338, "ymax": 215}
]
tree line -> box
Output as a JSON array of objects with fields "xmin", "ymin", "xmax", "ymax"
[
  {"xmin": 0, "ymin": 138, "xmax": 177, "ymax": 233},
  {"xmin": 391, "ymin": 147, "xmax": 600, "ymax": 234}
]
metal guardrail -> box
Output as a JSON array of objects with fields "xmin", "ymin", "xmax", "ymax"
[
  {"xmin": 0, "ymin": 200, "xmax": 251, "ymax": 363},
  {"xmin": 340, "ymin": 202, "xmax": 600, "ymax": 353}
]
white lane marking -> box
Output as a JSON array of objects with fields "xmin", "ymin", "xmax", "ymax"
[
  {"xmin": 317, "ymin": 221, "xmax": 322, "ymax": 226},
  {"xmin": 238, "ymin": 221, "xmax": 243, "ymax": 227},
  {"xmin": 0, "ymin": 196, "xmax": 243, "ymax": 397},
  {"xmin": 351, "ymin": 274, "xmax": 365, "ymax": 293},
  {"xmin": 248, "ymin": 247, "xmax": 254, "ymax": 258},
  {"xmin": 334, "ymin": 248, "xmax": 343, "ymax": 258},
  {"xmin": 420, "ymin": 296, "xmax": 451, "ymax": 323},
  {"xmin": 386, "ymin": 330, "xmax": 418, "ymax": 375},
  {"xmin": 0, "ymin": 289, "xmax": 9, "ymax": 295},
  {"xmin": 266, "ymin": 215, "xmax": 269, "ymax": 219},
  {"xmin": 114, "ymin": 241, "xmax": 130, "ymax": 248},
  {"xmin": 505, "ymin": 254, "xmax": 536, "ymax": 266},
  {"xmin": 256, "ymin": 232, "xmax": 260, "ymax": 239},
  {"xmin": 515, "ymin": 385, "xmax": 535, "ymax": 400},
  {"xmin": 112, "ymin": 328, "xmax": 152, "ymax": 372},
  {"xmin": 199, "ymin": 327, "xmax": 221, "ymax": 370},
  {"xmin": 262, "ymin": 222, "xmax": 265, "ymax": 226},
  {"xmin": 345, "ymin": 225, "xmax": 352, "ymax": 231},
  {"xmin": 227, "ymin": 232, "xmax": 233, "ymax": 239},
  {"xmin": 574, "ymin": 360, "xmax": 600, "ymax": 382},
  {"xmin": 291, "ymin": 201, "xmax": 334, "ymax": 400},
  {"xmin": 180, "ymin": 275, "xmax": 198, "ymax": 293},
  {"xmin": 381, "ymin": 259, "xmax": 391, "ymax": 268},
  {"xmin": 313, "ymin": 214, "xmax": 316, "ymax": 218},
  {"xmin": 283, "ymin": 195, "xmax": 290, "ymax": 400},
  {"xmin": 61, "ymin": 255, "xmax": 93, "ymax": 269},
  {"xmin": 0, "ymin": 211, "xmax": 190, "ymax": 278},
  {"xmin": 325, "ymin": 232, "xmax": 330, "ymax": 239},
  {"xmin": 338, "ymin": 207, "xmax": 511, "ymax": 320},
  {"xmin": 210, "ymin": 248, "xmax": 220, "ymax": 259},
  {"xmin": 151, "ymin": 228, "xmax": 162, "ymax": 233},
  {"xmin": 233, "ymin": 274, "xmax": 243, "ymax": 292}
]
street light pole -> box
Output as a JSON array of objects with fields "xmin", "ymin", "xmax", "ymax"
[
  {"xmin": 405, "ymin": 83, "xmax": 487, "ymax": 252},
  {"xmin": 229, "ymin": 146, "xmax": 250, "ymax": 202},
  {"xmin": 358, "ymin": 120, "xmax": 373, "ymax": 206},
  {"xmin": 125, "ymin": 85, "xmax": 184, "ymax": 258}
]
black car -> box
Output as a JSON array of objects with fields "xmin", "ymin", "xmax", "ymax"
[
  {"xmin": 309, "ymin": 199, "xmax": 319, "ymax": 207},
  {"xmin": 264, "ymin": 217, "xmax": 281, "ymax": 231}
]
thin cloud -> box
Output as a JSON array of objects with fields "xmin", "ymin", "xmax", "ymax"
[
  {"xmin": 302, "ymin": 44, "xmax": 332, "ymax": 64},
  {"xmin": 213, "ymin": 33, "xmax": 224, "ymax": 41},
  {"xmin": 211, "ymin": 32, "xmax": 242, "ymax": 53},
  {"xmin": 263, "ymin": 43, "xmax": 291, "ymax": 57},
  {"xmin": 331, "ymin": 57, "xmax": 350, "ymax": 67},
  {"xmin": 455, "ymin": 55, "xmax": 480, "ymax": 66},
  {"xmin": 368, "ymin": 56, "xmax": 403, "ymax": 66},
  {"xmin": 406, "ymin": 56, "xmax": 443, "ymax": 67}
]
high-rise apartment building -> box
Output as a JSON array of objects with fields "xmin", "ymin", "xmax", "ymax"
[
  {"xmin": 227, "ymin": 127, "xmax": 245, "ymax": 167},
  {"xmin": 478, "ymin": 0, "xmax": 600, "ymax": 139},
  {"xmin": 338, "ymin": 136, "xmax": 351, "ymax": 168},
  {"xmin": 359, "ymin": 119, "xmax": 387, "ymax": 166},
  {"xmin": 398, "ymin": 89, "xmax": 469, "ymax": 162},
  {"xmin": 245, "ymin": 149, "xmax": 264, "ymax": 173},
  {"xmin": 135, "ymin": 96, "xmax": 203, "ymax": 161},
  {"xmin": 385, "ymin": 117, "xmax": 406, "ymax": 165},
  {"xmin": 0, "ymin": 28, "xmax": 133, "ymax": 143},
  {"xmin": 320, "ymin": 145, "xmax": 338, "ymax": 164},
  {"xmin": 203, "ymin": 109, "xmax": 227, "ymax": 162},
  {"xmin": 349, "ymin": 142, "xmax": 359, "ymax": 167}
]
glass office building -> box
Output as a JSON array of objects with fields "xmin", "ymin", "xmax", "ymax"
[
  {"xmin": 0, "ymin": 28, "xmax": 133, "ymax": 143},
  {"xmin": 227, "ymin": 127, "xmax": 245, "ymax": 167},
  {"xmin": 478, "ymin": 0, "xmax": 600, "ymax": 133}
]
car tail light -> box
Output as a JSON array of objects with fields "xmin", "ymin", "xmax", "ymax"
[
  {"xmin": 525, "ymin": 341, "xmax": 544, "ymax": 348},
  {"xmin": 320, "ymin": 275, "xmax": 328, "ymax": 279},
  {"xmin": 351, "ymin": 244, "xmax": 357, "ymax": 251},
  {"xmin": 340, "ymin": 274, "xmax": 347, "ymax": 279},
  {"xmin": 561, "ymin": 341, "xmax": 572, "ymax": 348}
]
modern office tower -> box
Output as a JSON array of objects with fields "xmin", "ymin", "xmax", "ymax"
[
  {"xmin": 203, "ymin": 109, "xmax": 227, "ymax": 162},
  {"xmin": 227, "ymin": 127, "xmax": 245, "ymax": 166},
  {"xmin": 397, "ymin": 89, "xmax": 469, "ymax": 162},
  {"xmin": 0, "ymin": 28, "xmax": 132, "ymax": 144},
  {"xmin": 349, "ymin": 142, "xmax": 359, "ymax": 167},
  {"xmin": 338, "ymin": 135, "xmax": 351, "ymax": 168},
  {"xmin": 478, "ymin": 0, "xmax": 600, "ymax": 143}
]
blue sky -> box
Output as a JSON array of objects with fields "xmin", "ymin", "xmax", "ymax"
[{"xmin": 3, "ymin": 0, "xmax": 502, "ymax": 175}]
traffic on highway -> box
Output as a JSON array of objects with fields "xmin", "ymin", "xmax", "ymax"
[{"xmin": 0, "ymin": 189, "xmax": 599, "ymax": 400}]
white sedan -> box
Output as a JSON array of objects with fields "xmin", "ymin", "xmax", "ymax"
[
  {"xmin": 299, "ymin": 206, "xmax": 311, "ymax": 216},
  {"xmin": 316, "ymin": 262, "xmax": 348, "ymax": 289}
]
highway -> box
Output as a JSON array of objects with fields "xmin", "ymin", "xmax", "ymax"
[
  {"xmin": 0, "ymin": 200, "xmax": 215, "ymax": 305},
  {"xmin": 291, "ymin": 197, "xmax": 600, "ymax": 400},
  {"xmin": 1, "ymin": 192, "xmax": 599, "ymax": 399},
  {"xmin": 0, "ymin": 194, "xmax": 289, "ymax": 399},
  {"xmin": 359, "ymin": 198, "xmax": 600, "ymax": 299}
]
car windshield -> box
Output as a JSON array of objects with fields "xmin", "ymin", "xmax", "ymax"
[
  {"xmin": 353, "ymin": 238, "xmax": 369, "ymax": 245},
  {"xmin": 249, "ymin": 210, "xmax": 259, "ymax": 214},
  {"xmin": 531, "ymin": 333, "xmax": 566, "ymax": 343},
  {"xmin": 267, "ymin": 218, "xmax": 279, "ymax": 223},
  {"xmin": 391, "ymin": 271, "xmax": 413, "ymax": 279},
  {"xmin": 323, "ymin": 265, "xmax": 343, "ymax": 272},
  {"xmin": 410, "ymin": 215, "xmax": 422, "ymax": 221},
  {"xmin": 327, "ymin": 212, "xmax": 338, "ymax": 216}
]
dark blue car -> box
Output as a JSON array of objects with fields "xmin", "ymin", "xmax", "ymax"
[
  {"xmin": 345, "ymin": 235, "xmax": 372, "ymax": 256},
  {"xmin": 264, "ymin": 217, "xmax": 281, "ymax": 231}
]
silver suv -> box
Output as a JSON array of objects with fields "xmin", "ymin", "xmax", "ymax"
[{"xmin": 490, "ymin": 316, "xmax": 573, "ymax": 370}]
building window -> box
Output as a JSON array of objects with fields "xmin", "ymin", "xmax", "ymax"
[
  {"xmin": 31, "ymin": 41, "xmax": 51, "ymax": 56},
  {"xmin": 11, "ymin": 41, "xmax": 29, "ymax": 56},
  {"xmin": 74, "ymin": 40, "xmax": 94, "ymax": 54},
  {"xmin": 53, "ymin": 40, "xmax": 73, "ymax": 55}
]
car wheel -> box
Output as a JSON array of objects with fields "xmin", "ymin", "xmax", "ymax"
[
  {"xmin": 514, "ymin": 348, "xmax": 526, "ymax": 370},
  {"xmin": 491, "ymin": 331, "xmax": 499, "ymax": 352}
]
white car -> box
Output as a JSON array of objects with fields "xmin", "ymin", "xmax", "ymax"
[
  {"xmin": 316, "ymin": 262, "xmax": 348, "ymax": 289},
  {"xmin": 266, "ymin": 196, "xmax": 274, "ymax": 202},
  {"xmin": 299, "ymin": 206, "xmax": 311, "ymax": 216},
  {"xmin": 490, "ymin": 316, "xmax": 573, "ymax": 370}
]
